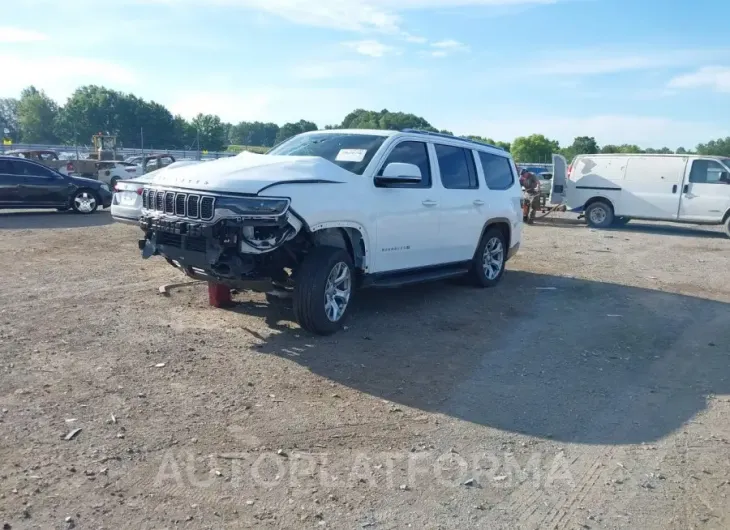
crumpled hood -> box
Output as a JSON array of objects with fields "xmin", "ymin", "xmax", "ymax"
[{"xmin": 143, "ymin": 151, "xmax": 351, "ymax": 194}]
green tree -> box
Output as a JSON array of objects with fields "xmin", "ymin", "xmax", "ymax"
[
  {"xmin": 696, "ymin": 137, "xmax": 730, "ymax": 156},
  {"xmin": 274, "ymin": 119, "xmax": 318, "ymax": 144},
  {"xmin": 340, "ymin": 108, "xmax": 438, "ymax": 132},
  {"xmin": 464, "ymin": 135, "xmax": 510, "ymax": 151},
  {"xmin": 0, "ymin": 97, "xmax": 20, "ymax": 141},
  {"xmin": 191, "ymin": 113, "xmax": 228, "ymax": 151},
  {"xmin": 675, "ymin": 147, "xmax": 687, "ymax": 154},
  {"xmin": 230, "ymin": 121, "xmax": 280, "ymax": 147},
  {"xmin": 510, "ymin": 134, "xmax": 560, "ymax": 163},
  {"xmin": 16, "ymin": 86, "xmax": 59, "ymax": 143},
  {"xmin": 561, "ymin": 136, "xmax": 598, "ymax": 161}
]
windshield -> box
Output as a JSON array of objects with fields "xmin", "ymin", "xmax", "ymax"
[
  {"xmin": 722, "ymin": 159, "xmax": 730, "ymax": 170},
  {"xmin": 268, "ymin": 133, "xmax": 387, "ymax": 175}
]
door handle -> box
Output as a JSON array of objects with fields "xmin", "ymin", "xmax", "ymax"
[
  {"xmin": 473, "ymin": 199, "xmax": 485, "ymax": 206},
  {"xmin": 672, "ymin": 185, "xmax": 677, "ymax": 194},
  {"xmin": 422, "ymin": 200, "xmax": 438, "ymax": 207},
  {"xmin": 683, "ymin": 184, "xmax": 689, "ymax": 194}
]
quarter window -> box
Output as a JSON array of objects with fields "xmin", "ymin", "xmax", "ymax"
[
  {"xmin": 377, "ymin": 141, "xmax": 431, "ymax": 188},
  {"xmin": 478, "ymin": 151, "xmax": 515, "ymax": 190},
  {"xmin": 689, "ymin": 160, "xmax": 728, "ymax": 184},
  {"xmin": 435, "ymin": 144, "xmax": 478, "ymax": 189}
]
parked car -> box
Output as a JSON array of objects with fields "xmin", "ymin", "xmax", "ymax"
[
  {"xmin": 136, "ymin": 129, "xmax": 523, "ymax": 334},
  {"xmin": 0, "ymin": 156, "xmax": 112, "ymax": 214},
  {"xmin": 551, "ymin": 153, "xmax": 730, "ymax": 236},
  {"xmin": 124, "ymin": 154, "xmax": 177, "ymax": 172},
  {"xmin": 537, "ymin": 172, "xmax": 552, "ymax": 197},
  {"xmin": 95, "ymin": 161, "xmax": 141, "ymax": 188},
  {"xmin": 5, "ymin": 149, "xmax": 78, "ymax": 176},
  {"xmin": 111, "ymin": 161, "xmax": 201, "ymax": 224}
]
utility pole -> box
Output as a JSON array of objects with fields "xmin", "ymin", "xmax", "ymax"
[
  {"xmin": 141, "ymin": 127, "xmax": 145, "ymax": 175},
  {"xmin": 196, "ymin": 128, "xmax": 201, "ymax": 161}
]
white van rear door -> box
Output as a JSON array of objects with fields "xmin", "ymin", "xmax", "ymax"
[{"xmin": 550, "ymin": 154, "xmax": 567, "ymax": 205}]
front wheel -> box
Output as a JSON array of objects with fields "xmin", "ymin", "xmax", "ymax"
[
  {"xmin": 724, "ymin": 216, "xmax": 730, "ymax": 239},
  {"xmin": 585, "ymin": 201, "xmax": 614, "ymax": 228},
  {"xmin": 293, "ymin": 246, "xmax": 354, "ymax": 335},
  {"xmin": 469, "ymin": 227, "xmax": 507, "ymax": 288},
  {"xmin": 71, "ymin": 189, "xmax": 99, "ymax": 214}
]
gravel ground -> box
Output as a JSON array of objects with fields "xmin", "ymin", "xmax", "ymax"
[{"xmin": 1, "ymin": 210, "xmax": 729, "ymax": 530}]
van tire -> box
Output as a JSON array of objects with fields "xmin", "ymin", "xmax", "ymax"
[
  {"xmin": 585, "ymin": 201, "xmax": 614, "ymax": 229},
  {"xmin": 724, "ymin": 216, "xmax": 730, "ymax": 239}
]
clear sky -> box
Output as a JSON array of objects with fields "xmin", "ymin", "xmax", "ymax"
[{"xmin": 1, "ymin": 0, "xmax": 729, "ymax": 149}]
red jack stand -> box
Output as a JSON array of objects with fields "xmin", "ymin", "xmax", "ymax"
[{"xmin": 207, "ymin": 282, "xmax": 233, "ymax": 308}]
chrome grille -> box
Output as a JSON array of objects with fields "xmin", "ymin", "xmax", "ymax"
[{"xmin": 142, "ymin": 188, "xmax": 216, "ymax": 221}]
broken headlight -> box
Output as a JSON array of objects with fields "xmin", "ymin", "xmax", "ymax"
[{"xmin": 214, "ymin": 196, "xmax": 290, "ymax": 218}]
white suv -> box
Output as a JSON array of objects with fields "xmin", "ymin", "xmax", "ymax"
[{"xmin": 137, "ymin": 129, "xmax": 523, "ymax": 334}]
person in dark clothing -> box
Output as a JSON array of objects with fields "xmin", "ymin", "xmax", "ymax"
[{"xmin": 520, "ymin": 169, "xmax": 541, "ymax": 223}]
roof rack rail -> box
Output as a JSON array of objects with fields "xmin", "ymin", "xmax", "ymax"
[{"xmin": 401, "ymin": 128, "xmax": 503, "ymax": 150}]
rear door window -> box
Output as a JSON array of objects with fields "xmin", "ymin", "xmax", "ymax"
[
  {"xmin": 478, "ymin": 151, "xmax": 515, "ymax": 190},
  {"xmin": 435, "ymin": 144, "xmax": 478, "ymax": 189}
]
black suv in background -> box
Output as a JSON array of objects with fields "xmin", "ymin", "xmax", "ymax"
[{"xmin": 0, "ymin": 156, "xmax": 113, "ymax": 214}]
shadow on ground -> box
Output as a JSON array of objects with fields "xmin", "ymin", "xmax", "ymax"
[
  {"xmin": 229, "ymin": 271, "xmax": 730, "ymax": 446},
  {"xmin": 0, "ymin": 209, "xmax": 113, "ymax": 230},
  {"xmin": 538, "ymin": 216, "xmax": 726, "ymax": 239}
]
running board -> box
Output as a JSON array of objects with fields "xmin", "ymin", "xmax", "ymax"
[{"xmin": 365, "ymin": 264, "xmax": 470, "ymax": 289}]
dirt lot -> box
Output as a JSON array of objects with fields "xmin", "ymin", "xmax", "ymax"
[{"xmin": 1, "ymin": 210, "xmax": 729, "ymax": 530}]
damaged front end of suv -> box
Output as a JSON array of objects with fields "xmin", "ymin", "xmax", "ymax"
[{"xmin": 138, "ymin": 187, "xmax": 310, "ymax": 290}]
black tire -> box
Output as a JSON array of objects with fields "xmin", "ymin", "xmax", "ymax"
[
  {"xmin": 469, "ymin": 227, "xmax": 507, "ymax": 288},
  {"xmin": 293, "ymin": 246, "xmax": 354, "ymax": 335},
  {"xmin": 110, "ymin": 177, "xmax": 120, "ymax": 190},
  {"xmin": 71, "ymin": 189, "xmax": 100, "ymax": 215},
  {"xmin": 613, "ymin": 216, "xmax": 630, "ymax": 227},
  {"xmin": 724, "ymin": 216, "xmax": 730, "ymax": 239},
  {"xmin": 585, "ymin": 201, "xmax": 614, "ymax": 228}
]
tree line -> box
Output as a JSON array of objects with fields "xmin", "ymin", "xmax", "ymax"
[{"xmin": 2, "ymin": 85, "xmax": 729, "ymax": 162}]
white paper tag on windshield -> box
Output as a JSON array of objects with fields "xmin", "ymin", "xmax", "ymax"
[{"xmin": 335, "ymin": 149, "xmax": 367, "ymax": 162}]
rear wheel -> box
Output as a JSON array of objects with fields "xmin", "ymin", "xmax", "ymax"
[
  {"xmin": 293, "ymin": 246, "xmax": 354, "ymax": 335},
  {"xmin": 585, "ymin": 201, "xmax": 614, "ymax": 228},
  {"xmin": 724, "ymin": 216, "xmax": 730, "ymax": 239},
  {"xmin": 469, "ymin": 227, "xmax": 507, "ymax": 288},
  {"xmin": 71, "ymin": 189, "xmax": 99, "ymax": 214}
]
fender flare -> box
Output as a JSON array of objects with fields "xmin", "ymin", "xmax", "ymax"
[
  {"xmin": 478, "ymin": 217, "xmax": 513, "ymax": 251},
  {"xmin": 310, "ymin": 221, "xmax": 372, "ymax": 272}
]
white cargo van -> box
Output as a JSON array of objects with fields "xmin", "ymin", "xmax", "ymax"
[{"xmin": 550, "ymin": 153, "xmax": 730, "ymax": 237}]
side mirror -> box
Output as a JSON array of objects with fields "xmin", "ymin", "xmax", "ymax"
[
  {"xmin": 375, "ymin": 162, "xmax": 422, "ymax": 186},
  {"xmin": 720, "ymin": 171, "xmax": 730, "ymax": 183}
]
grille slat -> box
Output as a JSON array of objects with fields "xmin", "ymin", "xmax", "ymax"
[
  {"xmin": 164, "ymin": 192, "xmax": 175, "ymax": 214},
  {"xmin": 200, "ymin": 196, "xmax": 214, "ymax": 220},
  {"xmin": 154, "ymin": 191, "xmax": 164, "ymax": 211},
  {"xmin": 174, "ymin": 194, "xmax": 186, "ymax": 216},
  {"xmin": 187, "ymin": 195, "xmax": 200, "ymax": 219}
]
